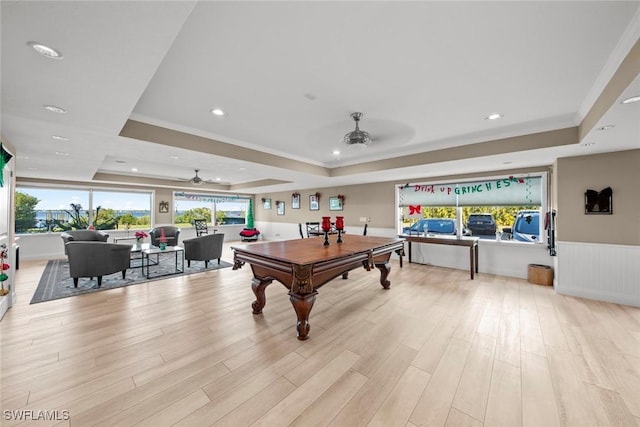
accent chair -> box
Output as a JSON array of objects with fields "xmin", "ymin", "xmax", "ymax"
[
  {"xmin": 60, "ymin": 230, "xmax": 109, "ymax": 255},
  {"xmin": 183, "ymin": 233, "xmax": 224, "ymax": 268},
  {"xmin": 149, "ymin": 226, "xmax": 181, "ymax": 247},
  {"xmin": 65, "ymin": 241, "xmax": 131, "ymax": 287}
]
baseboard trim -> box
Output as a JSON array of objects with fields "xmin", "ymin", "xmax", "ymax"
[
  {"xmin": 555, "ymin": 286, "xmax": 639, "ymax": 308},
  {"xmin": 0, "ymin": 294, "xmax": 9, "ymax": 320}
]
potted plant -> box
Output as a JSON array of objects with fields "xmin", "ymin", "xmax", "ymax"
[
  {"xmin": 239, "ymin": 199, "xmax": 260, "ymax": 241},
  {"xmin": 134, "ymin": 230, "xmax": 148, "ymax": 245}
]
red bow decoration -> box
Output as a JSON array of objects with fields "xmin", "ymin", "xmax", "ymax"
[{"xmin": 409, "ymin": 205, "xmax": 422, "ymax": 215}]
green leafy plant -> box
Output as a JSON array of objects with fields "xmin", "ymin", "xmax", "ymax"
[{"xmin": 51, "ymin": 203, "xmax": 117, "ymax": 231}]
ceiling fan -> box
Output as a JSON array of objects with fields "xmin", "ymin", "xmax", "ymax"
[
  {"xmin": 343, "ymin": 112, "xmax": 373, "ymax": 150},
  {"xmin": 179, "ymin": 169, "xmax": 211, "ymax": 185}
]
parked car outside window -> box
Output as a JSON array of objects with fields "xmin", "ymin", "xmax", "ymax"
[
  {"xmin": 503, "ymin": 210, "xmax": 540, "ymax": 242},
  {"xmin": 467, "ymin": 213, "xmax": 497, "ymax": 236},
  {"xmin": 403, "ymin": 218, "xmax": 470, "ymax": 236}
]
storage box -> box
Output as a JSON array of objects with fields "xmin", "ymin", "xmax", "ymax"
[{"xmin": 528, "ymin": 264, "xmax": 553, "ymax": 286}]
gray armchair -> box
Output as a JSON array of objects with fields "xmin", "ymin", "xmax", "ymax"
[
  {"xmin": 61, "ymin": 230, "xmax": 109, "ymax": 255},
  {"xmin": 65, "ymin": 241, "xmax": 131, "ymax": 287},
  {"xmin": 183, "ymin": 233, "xmax": 224, "ymax": 268},
  {"xmin": 149, "ymin": 226, "xmax": 181, "ymax": 247}
]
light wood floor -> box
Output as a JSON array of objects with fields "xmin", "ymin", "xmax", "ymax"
[{"xmin": 2, "ymin": 242, "xmax": 640, "ymax": 427}]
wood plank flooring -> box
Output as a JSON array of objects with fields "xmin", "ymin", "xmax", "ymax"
[{"xmin": 1, "ymin": 242, "xmax": 640, "ymax": 426}]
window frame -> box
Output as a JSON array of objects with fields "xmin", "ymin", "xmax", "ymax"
[
  {"xmin": 396, "ymin": 172, "xmax": 548, "ymax": 244},
  {"xmin": 15, "ymin": 184, "xmax": 153, "ymax": 234},
  {"xmin": 173, "ymin": 191, "xmax": 251, "ymax": 228}
]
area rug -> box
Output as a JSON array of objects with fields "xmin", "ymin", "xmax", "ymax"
[{"xmin": 31, "ymin": 257, "xmax": 233, "ymax": 304}]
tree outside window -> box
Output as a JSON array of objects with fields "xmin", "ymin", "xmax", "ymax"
[{"xmin": 173, "ymin": 192, "xmax": 248, "ymax": 227}]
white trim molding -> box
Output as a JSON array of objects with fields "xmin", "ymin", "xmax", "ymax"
[{"xmin": 556, "ymin": 241, "xmax": 640, "ymax": 307}]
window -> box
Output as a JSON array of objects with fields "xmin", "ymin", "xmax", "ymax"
[
  {"xmin": 397, "ymin": 174, "xmax": 546, "ymax": 243},
  {"xmin": 15, "ymin": 186, "xmax": 151, "ymax": 233},
  {"xmin": 92, "ymin": 190, "xmax": 151, "ymax": 231},
  {"xmin": 173, "ymin": 192, "xmax": 249, "ymax": 228}
]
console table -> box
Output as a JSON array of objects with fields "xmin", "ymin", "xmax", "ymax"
[{"xmin": 400, "ymin": 235, "xmax": 479, "ymax": 279}]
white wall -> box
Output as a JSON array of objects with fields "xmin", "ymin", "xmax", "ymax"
[{"xmin": 17, "ymin": 224, "xmax": 248, "ymax": 261}]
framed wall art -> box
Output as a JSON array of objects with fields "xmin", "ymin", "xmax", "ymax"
[
  {"xmin": 329, "ymin": 196, "xmax": 343, "ymax": 211},
  {"xmin": 159, "ymin": 200, "xmax": 169, "ymax": 213},
  {"xmin": 262, "ymin": 198, "xmax": 271, "ymax": 210},
  {"xmin": 309, "ymin": 195, "xmax": 319, "ymax": 211},
  {"xmin": 292, "ymin": 193, "xmax": 300, "ymax": 209},
  {"xmin": 585, "ymin": 187, "xmax": 612, "ymax": 214},
  {"xmin": 277, "ymin": 201, "xmax": 285, "ymax": 215}
]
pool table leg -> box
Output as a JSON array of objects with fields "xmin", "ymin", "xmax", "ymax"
[
  {"xmin": 375, "ymin": 261, "xmax": 392, "ymax": 289},
  {"xmin": 289, "ymin": 290, "xmax": 318, "ymax": 340},
  {"xmin": 251, "ymin": 277, "xmax": 273, "ymax": 314}
]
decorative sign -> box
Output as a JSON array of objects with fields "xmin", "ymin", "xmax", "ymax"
[
  {"xmin": 398, "ymin": 176, "xmax": 541, "ymax": 207},
  {"xmin": 174, "ymin": 192, "xmax": 249, "ymax": 204}
]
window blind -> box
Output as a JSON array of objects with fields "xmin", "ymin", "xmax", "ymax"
[{"xmin": 398, "ymin": 176, "xmax": 542, "ymax": 207}]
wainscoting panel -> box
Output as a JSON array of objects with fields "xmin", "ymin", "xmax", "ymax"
[{"xmin": 556, "ymin": 241, "xmax": 640, "ymax": 307}]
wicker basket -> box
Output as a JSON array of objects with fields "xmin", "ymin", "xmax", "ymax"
[{"xmin": 528, "ymin": 264, "xmax": 553, "ymax": 286}]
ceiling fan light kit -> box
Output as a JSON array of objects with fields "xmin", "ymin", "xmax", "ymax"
[
  {"xmin": 188, "ymin": 169, "xmax": 205, "ymax": 185},
  {"xmin": 343, "ymin": 112, "xmax": 372, "ymax": 150}
]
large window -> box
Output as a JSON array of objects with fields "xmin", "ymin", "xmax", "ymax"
[
  {"xmin": 397, "ymin": 174, "xmax": 546, "ymax": 243},
  {"xmin": 15, "ymin": 187, "xmax": 151, "ymax": 233},
  {"xmin": 173, "ymin": 192, "xmax": 249, "ymax": 228},
  {"xmin": 92, "ymin": 190, "xmax": 151, "ymax": 230}
]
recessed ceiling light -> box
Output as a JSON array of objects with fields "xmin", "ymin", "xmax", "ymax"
[
  {"xmin": 55, "ymin": 151, "xmax": 69, "ymax": 156},
  {"xmin": 621, "ymin": 95, "xmax": 640, "ymax": 104},
  {"xmin": 27, "ymin": 41, "xmax": 63, "ymax": 59},
  {"xmin": 485, "ymin": 113, "xmax": 503, "ymax": 120},
  {"xmin": 115, "ymin": 160, "xmax": 127, "ymax": 164},
  {"xmin": 43, "ymin": 105, "xmax": 66, "ymax": 114},
  {"xmin": 28, "ymin": 167, "xmax": 38, "ymax": 171},
  {"xmin": 239, "ymin": 167, "xmax": 246, "ymax": 171},
  {"xmin": 169, "ymin": 155, "xmax": 180, "ymax": 160},
  {"xmin": 333, "ymin": 150, "xmax": 341, "ymax": 155},
  {"xmin": 581, "ymin": 142, "xmax": 596, "ymax": 147},
  {"xmin": 52, "ymin": 135, "xmax": 69, "ymax": 141},
  {"xmin": 216, "ymin": 177, "xmax": 221, "ymax": 181},
  {"xmin": 131, "ymin": 168, "xmax": 138, "ymax": 172},
  {"xmin": 210, "ymin": 108, "xmax": 226, "ymax": 117},
  {"xmin": 595, "ymin": 125, "xmax": 615, "ymax": 131},
  {"xmin": 503, "ymin": 161, "xmax": 512, "ymax": 164}
]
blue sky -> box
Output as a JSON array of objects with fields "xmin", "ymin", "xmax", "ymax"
[{"xmin": 22, "ymin": 188, "xmax": 152, "ymax": 211}]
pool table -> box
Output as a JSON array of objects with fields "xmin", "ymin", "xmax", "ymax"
[{"xmin": 232, "ymin": 235, "xmax": 405, "ymax": 340}]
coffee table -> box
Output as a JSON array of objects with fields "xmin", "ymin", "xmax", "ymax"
[
  {"xmin": 124, "ymin": 242, "xmax": 158, "ymax": 268},
  {"xmin": 141, "ymin": 245, "xmax": 184, "ymax": 279}
]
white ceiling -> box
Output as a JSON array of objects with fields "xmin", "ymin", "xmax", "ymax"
[{"xmin": 2, "ymin": 1, "xmax": 640, "ymax": 194}]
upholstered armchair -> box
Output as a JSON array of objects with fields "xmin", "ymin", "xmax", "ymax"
[
  {"xmin": 65, "ymin": 241, "xmax": 131, "ymax": 287},
  {"xmin": 183, "ymin": 233, "xmax": 224, "ymax": 268},
  {"xmin": 149, "ymin": 226, "xmax": 181, "ymax": 247},
  {"xmin": 60, "ymin": 230, "xmax": 109, "ymax": 255}
]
